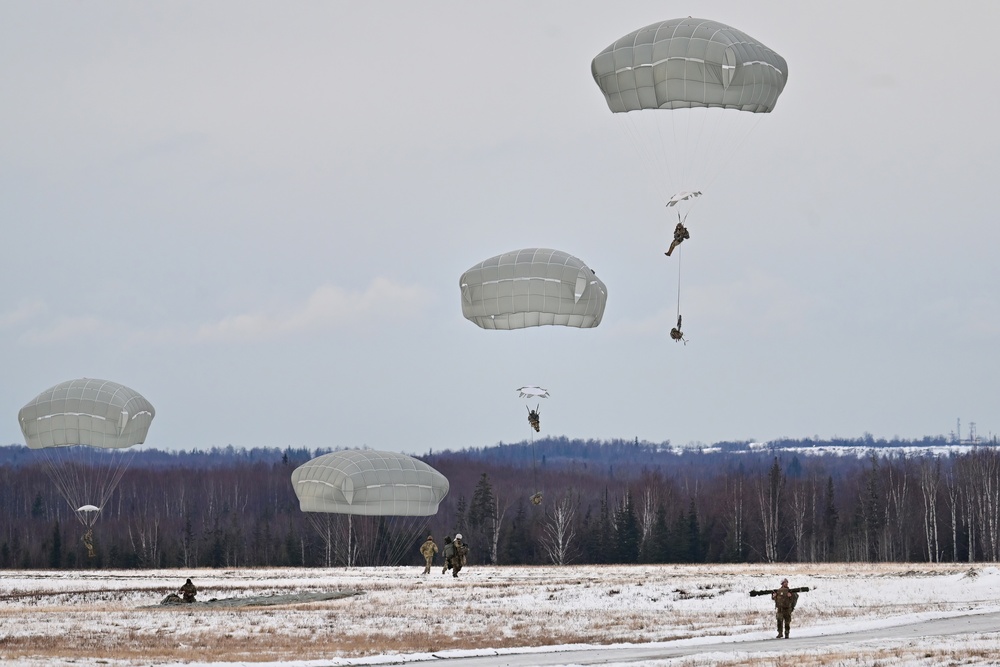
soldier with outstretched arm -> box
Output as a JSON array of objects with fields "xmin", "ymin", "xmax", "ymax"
[{"xmin": 750, "ymin": 578, "xmax": 809, "ymax": 638}]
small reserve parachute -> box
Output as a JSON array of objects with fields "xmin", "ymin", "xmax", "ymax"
[
  {"xmin": 18, "ymin": 378, "xmax": 155, "ymax": 557},
  {"xmin": 460, "ymin": 248, "xmax": 607, "ymax": 330},
  {"xmin": 291, "ymin": 449, "xmax": 449, "ymax": 566}
]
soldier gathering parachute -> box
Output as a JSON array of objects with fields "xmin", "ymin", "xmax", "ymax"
[
  {"xmin": 460, "ymin": 248, "xmax": 607, "ymax": 330},
  {"xmin": 290, "ymin": 449, "xmax": 449, "ymax": 566},
  {"xmin": 18, "ymin": 378, "xmax": 155, "ymax": 557}
]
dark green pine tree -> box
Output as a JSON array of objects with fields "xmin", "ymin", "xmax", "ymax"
[
  {"xmin": 578, "ymin": 507, "xmax": 599, "ymax": 563},
  {"xmin": 597, "ymin": 489, "xmax": 615, "ymax": 564},
  {"xmin": 684, "ymin": 499, "xmax": 704, "ymax": 563},
  {"xmin": 453, "ymin": 495, "xmax": 468, "ymax": 537},
  {"xmin": 468, "ymin": 473, "xmax": 496, "ymax": 563},
  {"xmin": 501, "ymin": 503, "xmax": 533, "ymax": 564},
  {"xmin": 823, "ymin": 476, "xmax": 839, "ymax": 559},
  {"xmin": 48, "ymin": 519, "xmax": 62, "ymax": 569},
  {"xmin": 641, "ymin": 504, "xmax": 671, "ymax": 563},
  {"xmin": 614, "ymin": 491, "xmax": 641, "ymax": 563},
  {"xmin": 670, "ymin": 509, "xmax": 689, "ymax": 563}
]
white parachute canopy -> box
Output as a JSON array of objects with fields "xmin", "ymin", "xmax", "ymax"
[
  {"xmin": 18, "ymin": 378, "xmax": 155, "ymax": 529},
  {"xmin": 666, "ymin": 191, "xmax": 702, "ymax": 208},
  {"xmin": 291, "ymin": 449, "xmax": 450, "ymax": 567},
  {"xmin": 592, "ymin": 17, "xmax": 788, "ymax": 215},
  {"xmin": 460, "ymin": 248, "xmax": 607, "ymax": 330},
  {"xmin": 517, "ymin": 386, "xmax": 550, "ymax": 399}
]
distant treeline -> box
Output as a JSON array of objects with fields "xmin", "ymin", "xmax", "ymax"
[{"xmin": 2, "ymin": 435, "xmax": 999, "ymax": 569}]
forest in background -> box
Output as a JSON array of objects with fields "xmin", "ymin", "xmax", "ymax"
[{"xmin": 2, "ymin": 435, "xmax": 1000, "ymax": 570}]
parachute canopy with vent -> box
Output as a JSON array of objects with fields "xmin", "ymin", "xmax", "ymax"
[
  {"xmin": 291, "ymin": 449, "xmax": 449, "ymax": 516},
  {"xmin": 591, "ymin": 18, "xmax": 787, "ymax": 115},
  {"xmin": 291, "ymin": 450, "xmax": 450, "ymax": 567},
  {"xmin": 460, "ymin": 248, "xmax": 607, "ymax": 330},
  {"xmin": 591, "ymin": 18, "xmax": 788, "ymax": 214},
  {"xmin": 17, "ymin": 378, "xmax": 155, "ymax": 533},
  {"xmin": 19, "ymin": 378, "xmax": 155, "ymax": 450}
]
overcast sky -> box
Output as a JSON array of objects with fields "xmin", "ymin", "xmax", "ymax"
[{"xmin": 2, "ymin": 1, "xmax": 998, "ymax": 455}]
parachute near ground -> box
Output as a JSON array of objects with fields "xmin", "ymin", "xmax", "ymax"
[
  {"xmin": 591, "ymin": 18, "xmax": 788, "ymax": 215},
  {"xmin": 291, "ymin": 449, "xmax": 449, "ymax": 566},
  {"xmin": 460, "ymin": 248, "xmax": 607, "ymax": 330},
  {"xmin": 18, "ymin": 378, "xmax": 155, "ymax": 556}
]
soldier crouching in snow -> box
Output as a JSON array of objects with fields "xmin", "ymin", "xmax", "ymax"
[{"xmin": 179, "ymin": 578, "xmax": 198, "ymax": 603}]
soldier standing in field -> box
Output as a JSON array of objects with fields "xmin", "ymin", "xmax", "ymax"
[
  {"xmin": 772, "ymin": 578, "xmax": 798, "ymax": 638},
  {"xmin": 419, "ymin": 535, "xmax": 438, "ymax": 575}
]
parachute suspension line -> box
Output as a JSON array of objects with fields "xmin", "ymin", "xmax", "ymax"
[
  {"xmin": 676, "ymin": 245, "xmax": 683, "ymax": 321},
  {"xmin": 615, "ymin": 114, "xmax": 672, "ymax": 205},
  {"xmin": 699, "ymin": 111, "xmax": 766, "ymax": 194},
  {"xmin": 530, "ymin": 421, "xmax": 538, "ymax": 492}
]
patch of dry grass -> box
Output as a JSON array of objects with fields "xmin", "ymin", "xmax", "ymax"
[{"xmin": 0, "ymin": 563, "xmax": 997, "ymax": 665}]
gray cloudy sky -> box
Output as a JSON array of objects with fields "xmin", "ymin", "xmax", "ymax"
[{"xmin": 2, "ymin": 1, "xmax": 998, "ymax": 454}]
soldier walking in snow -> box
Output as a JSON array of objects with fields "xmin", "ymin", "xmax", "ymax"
[
  {"xmin": 419, "ymin": 535, "xmax": 438, "ymax": 575},
  {"xmin": 451, "ymin": 534, "xmax": 469, "ymax": 578},
  {"xmin": 442, "ymin": 536, "xmax": 454, "ymax": 574}
]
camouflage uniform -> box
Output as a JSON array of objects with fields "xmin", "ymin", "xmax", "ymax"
[
  {"xmin": 665, "ymin": 222, "xmax": 690, "ymax": 256},
  {"xmin": 528, "ymin": 409, "xmax": 541, "ymax": 432},
  {"xmin": 451, "ymin": 537, "xmax": 469, "ymax": 578},
  {"xmin": 419, "ymin": 536, "xmax": 438, "ymax": 574},
  {"xmin": 179, "ymin": 579, "xmax": 198, "ymax": 603},
  {"xmin": 442, "ymin": 536, "xmax": 454, "ymax": 574},
  {"xmin": 771, "ymin": 580, "xmax": 798, "ymax": 638}
]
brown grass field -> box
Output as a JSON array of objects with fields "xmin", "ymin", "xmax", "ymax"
[{"xmin": 2, "ymin": 562, "xmax": 1000, "ymax": 665}]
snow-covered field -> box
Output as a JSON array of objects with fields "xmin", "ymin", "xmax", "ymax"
[{"xmin": 2, "ymin": 562, "xmax": 1000, "ymax": 666}]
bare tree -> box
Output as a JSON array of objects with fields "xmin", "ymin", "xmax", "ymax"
[
  {"xmin": 540, "ymin": 493, "xmax": 578, "ymax": 565},
  {"xmin": 755, "ymin": 459, "xmax": 783, "ymax": 563},
  {"xmin": 919, "ymin": 455, "xmax": 941, "ymax": 562},
  {"xmin": 885, "ymin": 454, "xmax": 910, "ymax": 561},
  {"xmin": 723, "ymin": 468, "xmax": 746, "ymax": 560},
  {"xmin": 788, "ymin": 479, "xmax": 808, "ymax": 562},
  {"xmin": 489, "ymin": 490, "xmax": 513, "ymax": 565},
  {"xmin": 635, "ymin": 483, "xmax": 659, "ymax": 553}
]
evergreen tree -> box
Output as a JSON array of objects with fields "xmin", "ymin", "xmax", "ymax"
[
  {"xmin": 468, "ymin": 473, "xmax": 496, "ymax": 562},
  {"xmin": 641, "ymin": 504, "xmax": 671, "ymax": 563},
  {"xmin": 614, "ymin": 491, "xmax": 640, "ymax": 563},
  {"xmin": 48, "ymin": 520, "xmax": 61, "ymax": 569},
  {"xmin": 684, "ymin": 499, "xmax": 703, "ymax": 562},
  {"xmin": 453, "ymin": 495, "xmax": 468, "ymax": 537},
  {"xmin": 501, "ymin": 503, "xmax": 532, "ymax": 564},
  {"xmin": 823, "ymin": 476, "xmax": 839, "ymax": 559}
]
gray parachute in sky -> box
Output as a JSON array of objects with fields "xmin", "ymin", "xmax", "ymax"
[
  {"xmin": 460, "ymin": 248, "xmax": 607, "ymax": 330},
  {"xmin": 19, "ymin": 378, "xmax": 155, "ymax": 450},
  {"xmin": 291, "ymin": 449, "xmax": 449, "ymax": 516},
  {"xmin": 18, "ymin": 378, "xmax": 155, "ymax": 549},
  {"xmin": 591, "ymin": 17, "xmax": 788, "ymax": 114},
  {"xmin": 590, "ymin": 18, "xmax": 788, "ymax": 216}
]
